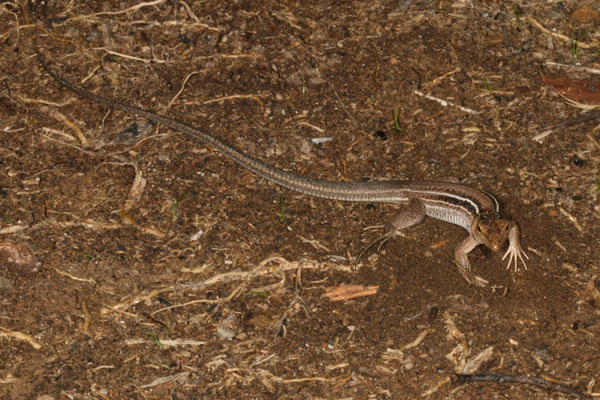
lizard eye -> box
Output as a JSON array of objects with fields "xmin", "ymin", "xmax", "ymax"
[{"xmin": 476, "ymin": 222, "xmax": 487, "ymax": 234}]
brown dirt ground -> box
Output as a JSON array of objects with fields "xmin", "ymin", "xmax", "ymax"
[{"xmin": 1, "ymin": 1, "xmax": 600, "ymax": 399}]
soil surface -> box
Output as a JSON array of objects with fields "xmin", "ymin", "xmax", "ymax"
[{"xmin": 1, "ymin": 1, "xmax": 600, "ymax": 399}]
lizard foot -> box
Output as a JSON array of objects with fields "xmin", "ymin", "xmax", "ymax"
[{"xmin": 354, "ymin": 233, "xmax": 392, "ymax": 264}]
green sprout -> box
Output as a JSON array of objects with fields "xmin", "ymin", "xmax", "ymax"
[
  {"xmin": 149, "ymin": 331, "xmax": 163, "ymax": 349},
  {"xmin": 245, "ymin": 291, "xmax": 268, "ymax": 299},
  {"xmin": 172, "ymin": 192, "xmax": 186, "ymax": 220},
  {"xmin": 393, "ymin": 107, "xmax": 402, "ymax": 132},
  {"xmin": 512, "ymin": 4, "xmax": 521, "ymax": 24},
  {"xmin": 571, "ymin": 30, "xmax": 587, "ymax": 60},
  {"xmin": 150, "ymin": 360, "xmax": 173, "ymax": 372},
  {"xmin": 571, "ymin": 38, "xmax": 579, "ymax": 60}
]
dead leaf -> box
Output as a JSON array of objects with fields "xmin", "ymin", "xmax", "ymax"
[
  {"xmin": 123, "ymin": 164, "xmax": 147, "ymax": 212},
  {"xmin": 541, "ymin": 70, "xmax": 600, "ymax": 105},
  {"xmin": 571, "ymin": 5, "xmax": 600, "ymax": 25},
  {"xmin": 461, "ymin": 346, "xmax": 494, "ymax": 374}
]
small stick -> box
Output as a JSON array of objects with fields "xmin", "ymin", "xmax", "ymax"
[
  {"xmin": 544, "ymin": 61, "xmax": 600, "ymax": 75},
  {"xmin": 71, "ymin": 0, "xmax": 167, "ymax": 20},
  {"xmin": 452, "ymin": 373, "xmax": 593, "ymax": 400},
  {"xmin": 527, "ymin": 16, "xmax": 594, "ymax": 49},
  {"xmin": 413, "ymin": 89, "xmax": 479, "ymax": 115},
  {"xmin": 91, "ymin": 47, "xmax": 166, "ymax": 64},
  {"xmin": 0, "ymin": 328, "xmax": 42, "ymax": 349}
]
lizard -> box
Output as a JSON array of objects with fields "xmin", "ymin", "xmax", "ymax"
[{"xmin": 36, "ymin": 51, "xmax": 528, "ymax": 286}]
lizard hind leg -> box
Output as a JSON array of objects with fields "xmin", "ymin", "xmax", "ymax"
[{"xmin": 354, "ymin": 198, "xmax": 426, "ymax": 264}]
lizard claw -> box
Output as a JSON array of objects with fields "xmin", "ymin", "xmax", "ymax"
[
  {"xmin": 473, "ymin": 275, "xmax": 489, "ymax": 287},
  {"xmin": 355, "ymin": 233, "xmax": 391, "ymax": 264},
  {"xmin": 454, "ymin": 260, "xmax": 489, "ymax": 287},
  {"xmin": 502, "ymin": 243, "xmax": 529, "ymax": 273}
]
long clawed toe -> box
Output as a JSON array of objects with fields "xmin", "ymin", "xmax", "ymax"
[
  {"xmin": 354, "ymin": 234, "xmax": 392, "ymax": 264},
  {"xmin": 502, "ymin": 246, "xmax": 529, "ymax": 273}
]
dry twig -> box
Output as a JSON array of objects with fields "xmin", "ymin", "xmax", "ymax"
[
  {"xmin": 413, "ymin": 89, "xmax": 479, "ymax": 115},
  {"xmin": 527, "ymin": 16, "xmax": 594, "ymax": 49},
  {"xmin": 452, "ymin": 373, "xmax": 593, "ymax": 400},
  {"xmin": 0, "ymin": 327, "xmax": 42, "ymax": 349}
]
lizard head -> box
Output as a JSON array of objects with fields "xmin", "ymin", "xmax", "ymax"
[{"xmin": 471, "ymin": 215, "xmax": 510, "ymax": 252}]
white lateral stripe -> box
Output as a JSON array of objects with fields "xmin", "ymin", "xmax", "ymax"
[
  {"xmin": 404, "ymin": 189, "xmax": 483, "ymax": 214},
  {"xmin": 481, "ymin": 189, "xmax": 500, "ymax": 212}
]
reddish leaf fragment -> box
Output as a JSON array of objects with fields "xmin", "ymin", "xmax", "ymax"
[
  {"xmin": 324, "ymin": 284, "xmax": 379, "ymax": 301},
  {"xmin": 541, "ymin": 71, "xmax": 600, "ymax": 105},
  {"xmin": 571, "ymin": 5, "xmax": 600, "ymax": 25}
]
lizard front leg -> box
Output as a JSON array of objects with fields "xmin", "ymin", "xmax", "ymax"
[
  {"xmin": 501, "ymin": 221, "xmax": 529, "ymax": 272},
  {"xmin": 454, "ymin": 235, "xmax": 489, "ymax": 287}
]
